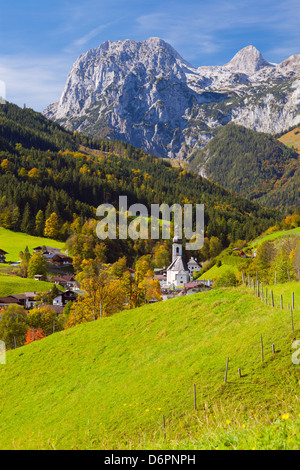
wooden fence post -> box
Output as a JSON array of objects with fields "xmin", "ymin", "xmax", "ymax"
[
  {"xmin": 271, "ymin": 290, "xmax": 274, "ymax": 307},
  {"xmin": 291, "ymin": 308, "xmax": 294, "ymax": 333},
  {"xmin": 224, "ymin": 358, "xmax": 229, "ymax": 383},
  {"xmin": 292, "ymin": 292, "xmax": 295, "ymax": 310}
]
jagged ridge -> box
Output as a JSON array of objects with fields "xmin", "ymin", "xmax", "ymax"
[{"xmin": 43, "ymin": 38, "xmax": 300, "ymax": 159}]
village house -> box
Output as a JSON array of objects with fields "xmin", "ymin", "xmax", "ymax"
[
  {"xmin": 0, "ymin": 295, "xmax": 24, "ymax": 309},
  {"xmin": 51, "ymin": 254, "xmax": 73, "ymax": 266},
  {"xmin": 53, "ymin": 290, "xmax": 78, "ymax": 307},
  {"xmin": 183, "ymin": 280, "xmax": 213, "ymax": 295},
  {"xmin": 51, "ymin": 275, "xmax": 78, "ymax": 290},
  {"xmin": 33, "ymin": 246, "xmax": 73, "ymax": 266},
  {"xmin": 23, "ymin": 292, "xmax": 39, "ymax": 309},
  {"xmin": 33, "ymin": 246, "xmax": 62, "ymax": 255},
  {"xmin": 0, "ymin": 249, "xmax": 8, "ymax": 263},
  {"xmin": 0, "ymin": 292, "xmax": 40, "ymax": 310},
  {"xmin": 187, "ymin": 257, "xmax": 202, "ymax": 278}
]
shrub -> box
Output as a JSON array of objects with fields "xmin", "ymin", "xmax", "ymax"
[{"xmin": 215, "ymin": 270, "xmax": 238, "ymax": 288}]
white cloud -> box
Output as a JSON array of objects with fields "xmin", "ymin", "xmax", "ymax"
[{"xmin": 70, "ymin": 22, "xmax": 115, "ymax": 49}]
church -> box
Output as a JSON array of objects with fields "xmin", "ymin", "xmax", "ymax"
[{"xmin": 166, "ymin": 230, "xmax": 201, "ymax": 288}]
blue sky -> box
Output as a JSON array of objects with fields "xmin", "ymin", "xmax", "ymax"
[{"xmin": 0, "ymin": 0, "xmax": 299, "ymax": 111}]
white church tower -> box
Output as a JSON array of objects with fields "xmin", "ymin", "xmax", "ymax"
[
  {"xmin": 166, "ymin": 226, "xmax": 190, "ymax": 288},
  {"xmin": 172, "ymin": 226, "xmax": 183, "ymax": 262}
]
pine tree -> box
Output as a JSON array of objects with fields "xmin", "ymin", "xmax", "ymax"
[
  {"xmin": 20, "ymin": 202, "xmax": 32, "ymax": 234},
  {"xmin": 11, "ymin": 206, "xmax": 20, "ymax": 231},
  {"xmin": 35, "ymin": 210, "xmax": 44, "ymax": 236}
]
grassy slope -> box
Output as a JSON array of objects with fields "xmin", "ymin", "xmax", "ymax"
[
  {"xmin": 0, "ymin": 275, "xmax": 56, "ymax": 297},
  {"xmin": 1, "ymin": 285, "xmax": 300, "ymax": 450},
  {"xmin": 279, "ymin": 127, "xmax": 300, "ymax": 152},
  {"xmin": 249, "ymin": 227, "xmax": 300, "ymax": 249},
  {"xmin": 0, "ymin": 228, "xmax": 65, "ymax": 262},
  {"xmin": 199, "ymin": 254, "xmax": 245, "ymax": 281},
  {"xmin": 199, "ymin": 228, "xmax": 300, "ymax": 282}
]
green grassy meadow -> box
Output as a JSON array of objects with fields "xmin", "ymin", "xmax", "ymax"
[
  {"xmin": 249, "ymin": 227, "xmax": 300, "ymax": 249},
  {"xmin": 199, "ymin": 253, "xmax": 246, "ymax": 281},
  {"xmin": 0, "ymin": 274, "xmax": 57, "ymax": 297},
  {"xmin": 0, "ymin": 228, "xmax": 65, "ymax": 262},
  {"xmin": 1, "ymin": 284, "xmax": 300, "ymax": 450}
]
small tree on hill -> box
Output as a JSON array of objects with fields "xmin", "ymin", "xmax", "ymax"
[
  {"xmin": 25, "ymin": 328, "xmax": 46, "ymax": 345},
  {"xmin": 27, "ymin": 252, "xmax": 48, "ymax": 280}
]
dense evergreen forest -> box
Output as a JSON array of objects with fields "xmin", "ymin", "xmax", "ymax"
[
  {"xmin": 0, "ymin": 102, "xmax": 279, "ymax": 263},
  {"xmin": 188, "ymin": 123, "xmax": 299, "ymax": 210}
]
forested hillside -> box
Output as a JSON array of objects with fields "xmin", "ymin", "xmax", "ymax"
[
  {"xmin": 0, "ymin": 103, "xmax": 279, "ymax": 263},
  {"xmin": 188, "ymin": 123, "xmax": 299, "ymax": 210}
]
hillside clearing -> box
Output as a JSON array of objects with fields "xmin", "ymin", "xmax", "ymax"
[
  {"xmin": 0, "ymin": 274, "xmax": 57, "ymax": 297},
  {"xmin": 0, "ymin": 228, "xmax": 65, "ymax": 262}
]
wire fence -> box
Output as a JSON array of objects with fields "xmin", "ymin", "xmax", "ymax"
[{"xmin": 157, "ymin": 276, "xmax": 300, "ymax": 437}]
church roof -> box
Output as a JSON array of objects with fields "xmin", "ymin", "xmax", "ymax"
[
  {"xmin": 188, "ymin": 257, "xmax": 200, "ymax": 267},
  {"xmin": 167, "ymin": 256, "xmax": 189, "ymax": 272}
]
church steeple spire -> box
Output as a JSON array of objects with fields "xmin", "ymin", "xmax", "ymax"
[{"xmin": 172, "ymin": 225, "xmax": 182, "ymax": 262}]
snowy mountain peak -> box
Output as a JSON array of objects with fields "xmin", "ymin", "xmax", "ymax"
[
  {"xmin": 279, "ymin": 54, "xmax": 300, "ymax": 71},
  {"xmin": 44, "ymin": 38, "xmax": 300, "ymax": 159},
  {"xmin": 225, "ymin": 45, "xmax": 273, "ymax": 74}
]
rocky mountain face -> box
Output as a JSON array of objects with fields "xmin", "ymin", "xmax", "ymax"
[{"xmin": 44, "ymin": 38, "xmax": 300, "ymax": 159}]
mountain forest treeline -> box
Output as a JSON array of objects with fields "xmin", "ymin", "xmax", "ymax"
[{"xmin": 0, "ymin": 102, "xmax": 280, "ymax": 264}]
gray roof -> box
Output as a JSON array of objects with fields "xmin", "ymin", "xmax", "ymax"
[
  {"xmin": 188, "ymin": 258, "xmax": 201, "ymax": 267},
  {"xmin": 167, "ymin": 256, "xmax": 189, "ymax": 272}
]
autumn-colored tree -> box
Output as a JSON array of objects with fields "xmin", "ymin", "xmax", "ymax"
[
  {"xmin": 65, "ymin": 260, "xmax": 129, "ymax": 328},
  {"xmin": 153, "ymin": 243, "xmax": 170, "ymax": 269},
  {"xmin": 27, "ymin": 306, "xmax": 64, "ymax": 335},
  {"xmin": 44, "ymin": 212, "xmax": 60, "ymax": 239},
  {"xmin": 134, "ymin": 255, "xmax": 153, "ymax": 284},
  {"xmin": 27, "ymin": 252, "xmax": 48, "ymax": 279},
  {"xmin": 131, "ymin": 255, "xmax": 161, "ymax": 307},
  {"xmin": 0, "ymin": 305, "xmax": 28, "ymax": 349},
  {"xmin": 28, "ymin": 168, "xmax": 41, "ymax": 179},
  {"xmin": 25, "ymin": 328, "xmax": 46, "ymax": 345},
  {"xmin": 1, "ymin": 158, "xmax": 13, "ymax": 173},
  {"xmin": 137, "ymin": 271, "xmax": 162, "ymax": 305}
]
